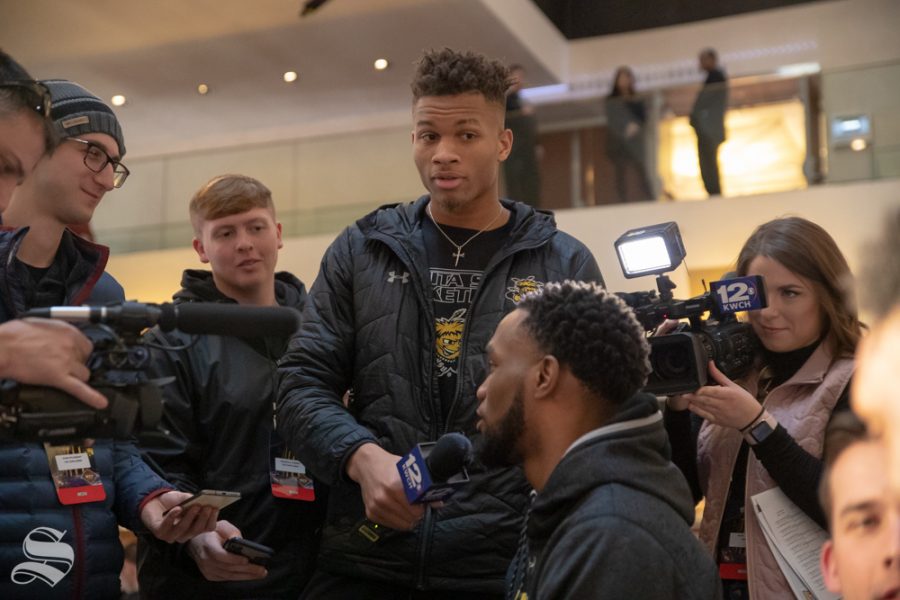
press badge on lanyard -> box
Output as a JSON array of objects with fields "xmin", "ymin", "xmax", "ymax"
[
  {"xmin": 269, "ymin": 428, "xmax": 315, "ymax": 501},
  {"xmin": 44, "ymin": 443, "xmax": 106, "ymax": 505}
]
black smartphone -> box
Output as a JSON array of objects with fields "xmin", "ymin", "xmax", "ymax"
[
  {"xmin": 223, "ymin": 537, "xmax": 274, "ymax": 567},
  {"xmin": 162, "ymin": 489, "xmax": 241, "ymax": 516}
]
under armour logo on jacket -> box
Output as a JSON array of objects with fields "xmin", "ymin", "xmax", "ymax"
[
  {"xmin": 11, "ymin": 527, "xmax": 74, "ymax": 588},
  {"xmin": 387, "ymin": 271, "xmax": 410, "ymax": 284}
]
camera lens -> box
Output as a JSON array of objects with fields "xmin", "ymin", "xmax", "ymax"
[{"xmin": 652, "ymin": 345, "xmax": 692, "ymax": 379}]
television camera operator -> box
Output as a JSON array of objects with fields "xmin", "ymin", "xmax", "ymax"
[
  {"xmin": 0, "ymin": 50, "xmax": 106, "ymax": 409},
  {"xmin": 664, "ymin": 216, "xmax": 860, "ymax": 599},
  {"xmin": 0, "ymin": 52, "xmax": 218, "ymax": 599}
]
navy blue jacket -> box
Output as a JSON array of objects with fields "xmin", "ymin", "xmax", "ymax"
[
  {"xmin": 277, "ymin": 197, "xmax": 603, "ymax": 593},
  {"xmin": 0, "ymin": 226, "xmax": 171, "ymax": 599}
]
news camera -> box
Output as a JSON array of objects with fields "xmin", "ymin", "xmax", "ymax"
[
  {"xmin": 614, "ymin": 222, "xmax": 768, "ymax": 396},
  {"xmin": 0, "ymin": 302, "xmax": 300, "ymax": 443}
]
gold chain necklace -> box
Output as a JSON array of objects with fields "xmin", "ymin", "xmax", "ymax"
[{"xmin": 426, "ymin": 202, "xmax": 505, "ymax": 267}]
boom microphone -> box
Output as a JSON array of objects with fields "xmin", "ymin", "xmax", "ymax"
[
  {"xmin": 397, "ymin": 432, "xmax": 473, "ymax": 504},
  {"xmin": 24, "ymin": 302, "xmax": 300, "ymax": 338}
]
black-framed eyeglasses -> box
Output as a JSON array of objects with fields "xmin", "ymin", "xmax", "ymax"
[
  {"xmin": 0, "ymin": 80, "xmax": 52, "ymax": 118},
  {"xmin": 67, "ymin": 138, "xmax": 130, "ymax": 188}
]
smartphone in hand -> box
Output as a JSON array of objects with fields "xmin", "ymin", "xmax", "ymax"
[
  {"xmin": 162, "ymin": 489, "xmax": 241, "ymax": 516},
  {"xmin": 223, "ymin": 537, "xmax": 273, "ymax": 567}
]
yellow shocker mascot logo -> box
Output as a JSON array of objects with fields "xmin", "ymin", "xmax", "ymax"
[
  {"xmin": 505, "ymin": 276, "xmax": 544, "ymax": 304},
  {"xmin": 435, "ymin": 308, "xmax": 466, "ymax": 377}
]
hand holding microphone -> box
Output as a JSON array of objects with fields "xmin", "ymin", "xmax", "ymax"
[
  {"xmin": 347, "ymin": 443, "xmax": 424, "ymax": 531},
  {"xmin": 347, "ymin": 433, "xmax": 473, "ymax": 532},
  {"xmin": 396, "ymin": 432, "xmax": 472, "ymax": 504}
]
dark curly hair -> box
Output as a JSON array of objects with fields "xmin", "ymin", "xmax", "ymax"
[
  {"xmin": 411, "ymin": 48, "xmax": 511, "ymax": 106},
  {"xmin": 518, "ymin": 281, "xmax": 650, "ymax": 406}
]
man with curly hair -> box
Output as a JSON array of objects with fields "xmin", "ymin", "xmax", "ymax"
[
  {"xmin": 278, "ymin": 48, "xmax": 602, "ymax": 598},
  {"xmin": 477, "ymin": 281, "xmax": 719, "ymax": 599}
]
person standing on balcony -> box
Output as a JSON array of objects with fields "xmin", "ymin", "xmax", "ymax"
[
  {"xmin": 605, "ymin": 66, "xmax": 655, "ymax": 202},
  {"xmin": 690, "ymin": 48, "xmax": 728, "ymax": 196},
  {"xmin": 503, "ymin": 65, "xmax": 541, "ymax": 207}
]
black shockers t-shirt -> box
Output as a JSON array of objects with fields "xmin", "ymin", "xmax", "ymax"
[{"xmin": 423, "ymin": 208, "xmax": 513, "ymax": 420}]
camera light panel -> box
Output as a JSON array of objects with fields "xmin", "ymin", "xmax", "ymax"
[
  {"xmin": 614, "ymin": 221, "xmax": 686, "ymax": 279},
  {"xmin": 617, "ymin": 236, "xmax": 674, "ymax": 277}
]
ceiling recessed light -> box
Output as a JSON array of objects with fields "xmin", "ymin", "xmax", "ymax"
[
  {"xmin": 111, "ymin": 94, "xmax": 126, "ymax": 107},
  {"xmin": 374, "ymin": 58, "xmax": 389, "ymax": 71},
  {"xmin": 850, "ymin": 138, "xmax": 867, "ymax": 152},
  {"xmin": 197, "ymin": 83, "xmax": 210, "ymax": 95},
  {"xmin": 283, "ymin": 71, "xmax": 298, "ymax": 83}
]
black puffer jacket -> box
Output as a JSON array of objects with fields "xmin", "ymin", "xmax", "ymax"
[
  {"xmin": 137, "ymin": 270, "xmax": 324, "ymax": 599},
  {"xmin": 277, "ymin": 197, "xmax": 603, "ymax": 593}
]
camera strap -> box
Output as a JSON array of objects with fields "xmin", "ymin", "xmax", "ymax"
[{"xmin": 43, "ymin": 443, "xmax": 106, "ymax": 505}]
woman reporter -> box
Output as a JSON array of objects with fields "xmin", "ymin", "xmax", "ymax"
[{"xmin": 665, "ymin": 216, "xmax": 860, "ymax": 600}]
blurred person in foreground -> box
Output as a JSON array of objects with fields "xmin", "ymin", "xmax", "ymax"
[
  {"xmin": 819, "ymin": 411, "xmax": 900, "ymax": 600},
  {"xmin": 851, "ymin": 207, "xmax": 900, "ymax": 497}
]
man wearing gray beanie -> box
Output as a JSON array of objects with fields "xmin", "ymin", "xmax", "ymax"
[
  {"xmin": 2, "ymin": 79, "xmax": 128, "ymax": 312},
  {"xmin": 0, "ymin": 79, "xmax": 222, "ymax": 600}
]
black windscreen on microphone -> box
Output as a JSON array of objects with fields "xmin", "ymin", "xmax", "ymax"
[
  {"xmin": 425, "ymin": 432, "xmax": 473, "ymax": 482},
  {"xmin": 24, "ymin": 302, "xmax": 300, "ymax": 338},
  {"xmin": 163, "ymin": 303, "xmax": 300, "ymax": 338}
]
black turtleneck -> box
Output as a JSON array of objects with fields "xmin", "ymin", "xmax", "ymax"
[{"xmin": 761, "ymin": 340, "xmax": 819, "ymax": 388}]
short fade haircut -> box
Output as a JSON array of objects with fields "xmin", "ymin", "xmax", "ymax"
[
  {"xmin": 411, "ymin": 48, "xmax": 511, "ymax": 107},
  {"xmin": 189, "ymin": 174, "xmax": 275, "ymax": 235},
  {"xmin": 818, "ymin": 410, "xmax": 870, "ymax": 528},
  {"xmin": 518, "ymin": 281, "xmax": 650, "ymax": 405}
]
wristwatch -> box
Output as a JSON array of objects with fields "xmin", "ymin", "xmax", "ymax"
[{"xmin": 744, "ymin": 411, "xmax": 778, "ymax": 446}]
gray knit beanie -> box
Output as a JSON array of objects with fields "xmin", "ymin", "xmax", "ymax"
[{"xmin": 43, "ymin": 79, "xmax": 126, "ymax": 157}]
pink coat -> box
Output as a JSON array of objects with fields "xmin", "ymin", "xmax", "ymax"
[{"xmin": 696, "ymin": 342, "xmax": 854, "ymax": 599}]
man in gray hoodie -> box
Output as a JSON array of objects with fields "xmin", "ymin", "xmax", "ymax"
[{"xmin": 476, "ymin": 281, "xmax": 720, "ymax": 599}]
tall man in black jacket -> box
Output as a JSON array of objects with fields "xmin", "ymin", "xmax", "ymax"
[
  {"xmin": 477, "ymin": 282, "xmax": 719, "ymax": 600},
  {"xmin": 277, "ymin": 48, "xmax": 602, "ymax": 598},
  {"xmin": 690, "ymin": 47, "xmax": 728, "ymax": 196},
  {"xmin": 138, "ymin": 175, "xmax": 323, "ymax": 598}
]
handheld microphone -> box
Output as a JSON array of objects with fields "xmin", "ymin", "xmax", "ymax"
[
  {"xmin": 355, "ymin": 434, "xmax": 472, "ymax": 544},
  {"xmin": 24, "ymin": 302, "xmax": 300, "ymax": 338},
  {"xmin": 397, "ymin": 432, "xmax": 473, "ymax": 504}
]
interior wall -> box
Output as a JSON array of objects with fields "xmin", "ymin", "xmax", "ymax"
[
  {"xmin": 822, "ymin": 62, "xmax": 900, "ymax": 182},
  {"xmin": 92, "ymin": 125, "xmax": 424, "ymax": 251},
  {"xmin": 107, "ymin": 177, "xmax": 900, "ymax": 325},
  {"xmin": 89, "ymin": 0, "xmax": 900, "ymax": 254},
  {"xmin": 567, "ymin": 0, "xmax": 900, "ymax": 80}
]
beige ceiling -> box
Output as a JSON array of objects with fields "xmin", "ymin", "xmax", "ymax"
[{"xmin": 2, "ymin": 0, "xmax": 561, "ymax": 158}]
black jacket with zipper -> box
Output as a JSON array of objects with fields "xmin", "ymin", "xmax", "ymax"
[
  {"xmin": 277, "ymin": 197, "xmax": 603, "ymax": 592},
  {"xmin": 137, "ymin": 269, "xmax": 325, "ymax": 599}
]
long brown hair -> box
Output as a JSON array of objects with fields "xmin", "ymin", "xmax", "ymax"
[{"xmin": 736, "ymin": 216, "xmax": 860, "ymax": 357}]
